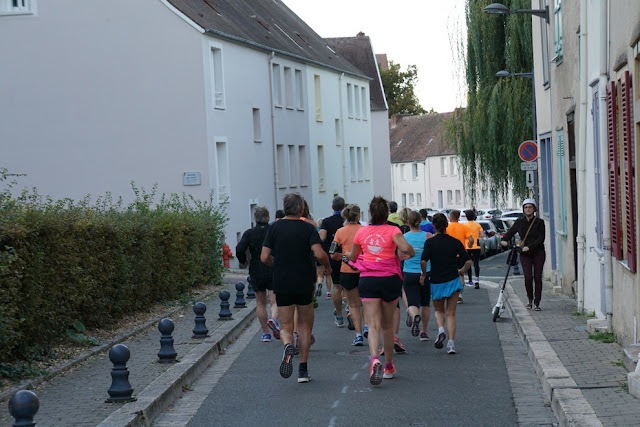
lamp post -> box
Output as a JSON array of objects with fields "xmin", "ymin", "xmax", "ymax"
[
  {"xmin": 496, "ymin": 69, "xmax": 539, "ymax": 205},
  {"xmin": 483, "ymin": 2, "xmax": 549, "ymax": 23}
]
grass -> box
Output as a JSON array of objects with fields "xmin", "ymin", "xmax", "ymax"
[
  {"xmin": 572, "ymin": 312, "xmax": 585, "ymax": 317},
  {"xmin": 587, "ymin": 332, "xmax": 617, "ymax": 343}
]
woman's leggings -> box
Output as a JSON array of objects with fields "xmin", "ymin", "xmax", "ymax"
[
  {"xmin": 519, "ymin": 250, "xmax": 546, "ymax": 306},
  {"xmin": 467, "ymin": 249, "xmax": 481, "ymax": 281}
]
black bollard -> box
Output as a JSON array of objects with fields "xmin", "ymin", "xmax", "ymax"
[
  {"xmin": 9, "ymin": 390, "xmax": 39, "ymax": 427},
  {"xmin": 192, "ymin": 302, "xmax": 209, "ymax": 339},
  {"xmin": 234, "ymin": 281, "xmax": 246, "ymax": 308},
  {"xmin": 106, "ymin": 344, "xmax": 136, "ymax": 403},
  {"xmin": 246, "ymin": 275, "xmax": 255, "ymax": 299},
  {"xmin": 218, "ymin": 290, "xmax": 232, "ymax": 320},
  {"xmin": 157, "ymin": 318, "xmax": 178, "ymax": 363}
]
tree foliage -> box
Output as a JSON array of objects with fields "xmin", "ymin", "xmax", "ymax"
[
  {"xmin": 380, "ymin": 61, "xmax": 426, "ymax": 116},
  {"xmin": 446, "ymin": 0, "xmax": 533, "ymax": 203}
]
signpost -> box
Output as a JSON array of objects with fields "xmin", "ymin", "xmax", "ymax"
[
  {"xmin": 518, "ymin": 140, "xmax": 538, "ymax": 162},
  {"xmin": 518, "ymin": 141, "xmax": 539, "ymax": 201},
  {"xmin": 526, "ymin": 171, "xmax": 535, "ymax": 187},
  {"xmin": 520, "ymin": 161, "xmax": 538, "ymax": 171}
]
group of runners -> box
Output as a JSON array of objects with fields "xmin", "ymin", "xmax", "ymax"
[{"xmin": 236, "ymin": 193, "xmax": 501, "ymax": 386}]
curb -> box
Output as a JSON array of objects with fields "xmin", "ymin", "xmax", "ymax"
[
  {"xmin": 504, "ymin": 282, "xmax": 603, "ymax": 427},
  {"xmin": 97, "ymin": 299, "xmax": 256, "ymax": 427}
]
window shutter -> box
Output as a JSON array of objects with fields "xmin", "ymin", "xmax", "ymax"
[
  {"xmin": 606, "ymin": 81, "xmax": 622, "ymax": 259},
  {"xmin": 621, "ymin": 71, "xmax": 637, "ymax": 272}
]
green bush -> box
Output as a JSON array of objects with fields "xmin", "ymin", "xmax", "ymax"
[{"xmin": 0, "ymin": 170, "xmax": 227, "ymax": 362}]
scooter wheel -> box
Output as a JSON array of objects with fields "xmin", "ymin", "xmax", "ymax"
[{"xmin": 492, "ymin": 306, "xmax": 500, "ymax": 322}]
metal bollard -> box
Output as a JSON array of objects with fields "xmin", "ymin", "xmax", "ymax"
[
  {"xmin": 234, "ymin": 281, "xmax": 246, "ymax": 308},
  {"xmin": 157, "ymin": 318, "xmax": 178, "ymax": 363},
  {"xmin": 218, "ymin": 290, "xmax": 232, "ymax": 320},
  {"xmin": 192, "ymin": 302, "xmax": 209, "ymax": 339},
  {"xmin": 106, "ymin": 344, "xmax": 136, "ymax": 403},
  {"xmin": 9, "ymin": 389, "xmax": 39, "ymax": 427},
  {"xmin": 246, "ymin": 275, "xmax": 255, "ymax": 299}
]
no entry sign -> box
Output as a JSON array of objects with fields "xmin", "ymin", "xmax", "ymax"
[{"xmin": 518, "ymin": 140, "xmax": 538, "ymax": 162}]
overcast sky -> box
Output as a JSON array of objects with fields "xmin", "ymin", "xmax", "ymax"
[{"xmin": 283, "ymin": 0, "xmax": 467, "ymax": 113}]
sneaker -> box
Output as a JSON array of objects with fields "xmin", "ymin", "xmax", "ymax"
[
  {"xmin": 435, "ymin": 332, "xmax": 446, "ymax": 349},
  {"xmin": 267, "ymin": 318, "xmax": 281, "ymax": 340},
  {"xmin": 261, "ymin": 333, "xmax": 272, "ymax": 342},
  {"xmin": 411, "ymin": 315, "xmax": 421, "ymax": 337},
  {"xmin": 447, "ymin": 342, "xmax": 457, "ymax": 354},
  {"xmin": 362, "ymin": 325, "xmax": 369, "ymax": 338},
  {"xmin": 297, "ymin": 370, "xmax": 311, "ymax": 383},
  {"xmin": 474, "ymin": 282, "xmax": 480, "ymax": 289},
  {"xmin": 393, "ymin": 336, "xmax": 407, "ymax": 353},
  {"xmin": 465, "ymin": 280, "xmax": 474, "ymax": 286},
  {"xmin": 347, "ymin": 313, "xmax": 355, "ymax": 330},
  {"xmin": 419, "ymin": 331, "xmax": 429, "ymax": 342},
  {"xmin": 369, "ymin": 358, "xmax": 383, "ymax": 385},
  {"xmin": 326, "ymin": 292, "xmax": 332, "ymax": 299},
  {"xmin": 383, "ymin": 362, "xmax": 396, "ymax": 379},
  {"xmin": 335, "ymin": 316, "xmax": 345, "ymax": 327},
  {"xmin": 405, "ymin": 312, "xmax": 412, "ymax": 328},
  {"xmin": 457, "ymin": 296, "xmax": 464, "ymax": 304},
  {"xmin": 352, "ymin": 335, "xmax": 364, "ymax": 346},
  {"xmin": 280, "ymin": 344, "xmax": 296, "ymax": 378},
  {"xmin": 316, "ymin": 282, "xmax": 322, "ymax": 297}
]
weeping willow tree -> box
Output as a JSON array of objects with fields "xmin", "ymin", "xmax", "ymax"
[{"xmin": 447, "ymin": 0, "xmax": 533, "ymax": 204}]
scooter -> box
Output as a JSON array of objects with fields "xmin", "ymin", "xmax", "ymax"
[{"xmin": 492, "ymin": 245, "xmax": 521, "ymax": 322}]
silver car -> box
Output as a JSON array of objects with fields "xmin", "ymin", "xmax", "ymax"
[{"xmin": 477, "ymin": 220, "xmax": 501, "ymax": 256}]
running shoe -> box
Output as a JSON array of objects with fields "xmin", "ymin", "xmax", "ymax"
[
  {"xmin": 298, "ymin": 370, "xmax": 311, "ymax": 383},
  {"xmin": 280, "ymin": 343, "xmax": 296, "ymax": 378},
  {"xmin": 261, "ymin": 333, "xmax": 272, "ymax": 342},
  {"xmin": 362, "ymin": 325, "xmax": 369, "ymax": 338},
  {"xmin": 369, "ymin": 358, "xmax": 383, "ymax": 385},
  {"xmin": 326, "ymin": 292, "xmax": 332, "ymax": 299},
  {"xmin": 346, "ymin": 313, "xmax": 355, "ymax": 330},
  {"xmin": 267, "ymin": 318, "xmax": 281, "ymax": 340},
  {"xmin": 457, "ymin": 296, "xmax": 464, "ymax": 304},
  {"xmin": 434, "ymin": 332, "xmax": 446, "ymax": 349},
  {"xmin": 405, "ymin": 312, "xmax": 412, "ymax": 328},
  {"xmin": 475, "ymin": 282, "xmax": 480, "ymax": 289},
  {"xmin": 383, "ymin": 362, "xmax": 396, "ymax": 379},
  {"xmin": 411, "ymin": 315, "xmax": 421, "ymax": 337},
  {"xmin": 352, "ymin": 335, "xmax": 364, "ymax": 346},
  {"xmin": 335, "ymin": 316, "xmax": 345, "ymax": 327},
  {"xmin": 419, "ymin": 331, "xmax": 429, "ymax": 342},
  {"xmin": 316, "ymin": 282, "xmax": 322, "ymax": 297},
  {"xmin": 447, "ymin": 341, "xmax": 457, "ymax": 354},
  {"xmin": 466, "ymin": 280, "xmax": 474, "ymax": 286},
  {"xmin": 393, "ymin": 336, "xmax": 407, "ymax": 353}
]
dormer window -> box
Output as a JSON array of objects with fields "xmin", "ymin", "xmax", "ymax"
[{"xmin": 1, "ymin": 0, "xmax": 36, "ymax": 15}]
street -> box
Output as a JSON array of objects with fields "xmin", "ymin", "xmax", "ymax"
[{"xmin": 154, "ymin": 253, "xmax": 556, "ymax": 426}]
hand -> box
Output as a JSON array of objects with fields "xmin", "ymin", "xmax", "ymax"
[
  {"xmin": 522, "ymin": 246, "xmax": 530, "ymax": 252},
  {"xmin": 398, "ymin": 252, "xmax": 411, "ymax": 261},
  {"xmin": 323, "ymin": 265, "xmax": 332, "ymax": 275},
  {"xmin": 419, "ymin": 273, "xmax": 426, "ymax": 286},
  {"xmin": 501, "ymin": 241, "xmax": 508, "ymax": 247}
]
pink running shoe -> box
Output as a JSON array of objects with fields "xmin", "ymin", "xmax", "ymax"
[
  {"xmin": 383, "ymin": 362, "xmax": 396, "ymax": 379},
  {"xmin": 369, "ymin": 358, "xmax": 383, "ymax": 385}
]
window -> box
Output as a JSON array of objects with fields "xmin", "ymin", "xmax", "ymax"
[
  {"xmin": 438, "ymin": 190, "xmax": 444, "ymax": 208},
  {"xmin": 284, "ymin": 67, "xmax": 293, "ymax": 109},
  {"xmin": 402, "ymin": 193, "xmax": 407, "ymax": 207},
  {"xmin": 252, "ymin": 108, "xmax": 261, "ymax": 142},
  {"xmin": 299, "ymin": 145, "xmax": 307, "ymax": 186},
  {"xmin": 363, "ymin": 147, "xmax": 370, "ymax": 180},
  {"xmin": 295, "ymin": 69, "xmax": 304, "ymax": 109},
  {"xmin": 556, "ymin": 129, "xmax": 567, "ymax": 235},
  {"xmin": 354, "ymin": 85, "xmax": 361, "ymax": 119},
  {"xmin": 450, "ymin": 157, "xmax": 457, "ymax": 176},
  {"xmin": 401, "ymin": 164, "xmax": 406, "ymax": 181},
  {"xmin": 553, "ymin": 0, "xmax": 563, "ymax": 64},
  {"xmin": 347, "ymin": 83, "xmax": 353, "ymax": 118},
  {"xmin": 272, "ymin": 63, "xmax": 282, "ymax": 107},
  {"xmin": 350, "ymin": 147, "xmax": 356, "ymax": 181},
  {"xmin": 318, "ymin": 145, "xmax": 326, "ymax": 191},
  {"xmin": 0, "ymin": 0, "xmax": 35, "ymax": 15},
  {"xmin": 357, "ymin": 147, "xmax": 363, "ymax": 180},
  {"xmin": 216, "ymin": 140, "xmax": 229, "ymax": 201},
  {"xmin": 440, "ymin": 157, "xmax": 448, "ymax": 176},
  {"xmin": 335, "ymin": 119, "xmax": 341, "ymax": 146},
  {"xmin": 409, "ymin": 193, "xmax": 415, "ymax": 205},
  {"xmin": 276, "ymin": 144, "xmax": 286, "ymax": 188},
  {"xmin": 288, "ymin": 145, "xmax": 297, "ymax": 187},
  {"xmin": 412, "ymin": 163, "xmax": 418, "ymax": 180},
  {"xmin": 447, "ymin": 190, "xmax": 453, "ymax": 204},
  {"xmin": 314, "ymin": 75, "xmax": 322, "ymax": 121},
  {"xmin": 211, "ymin": 47, "xmax": 225, "ymax": 109},
  {"xmin": 539, "ymin": 0, "xmax": 551, "ymax": 87},
  {"xmin": 455, "ymin": 190, "xmax": 461, "ymax": 203},
  {"xmin": 361, "ymin": 87, "xmax": 368, "ymax": 120},
  {"xmin": 417, "ymin": 193, "xmax": 422, "ymax": 205}
]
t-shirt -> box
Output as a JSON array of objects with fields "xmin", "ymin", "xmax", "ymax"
[
  {"xmin": 421, "ymin": 234, "xmax": 470, "ymax": 284},
  {"xmin": 353, "ymin": 224, "xmax": 401, "ymax": 262},
  {"xmin": 387, "ymin": 213, "xmax": 403, "ymax": 226},
  {"xmin": 403, "ymin": 231, "xmax": 427, "ymax": 273},
  {"xmin": 446, "ymin": 221, "xmax": 472, "ymax": 248},
  {"xmin": 320, "ymin": 213, "xmax": 344, "ymax": 253},
  {"xmin": 419, "ymin": 220, "xmax": 436, "ymax": 235},
  {"xmin": 235, "ymin": 223, "xmax": 272, "ymax": 280},
  {"xmin": 465, "ymin": 221, "xmax": 483, "ymax": 250},
  {"xmin": 262, "ymin": 218, "xmax": 321, "ymax": 295},
  {"xmin": 333, "ymin": 223, "xmax": 362, "ymax": 273}
]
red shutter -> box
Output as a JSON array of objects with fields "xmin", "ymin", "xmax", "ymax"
[
  {"xmin": 607, "ymin": 81, "xmax": 622, "ymax": 259},
  {"xmin": 621, "ymin": 71, "xmax": 637, "ymax": 272}
]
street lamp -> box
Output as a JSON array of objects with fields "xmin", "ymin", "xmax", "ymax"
[{"xmin": 484, "ymin": 3, "xmax": 549, "ymax": 23}]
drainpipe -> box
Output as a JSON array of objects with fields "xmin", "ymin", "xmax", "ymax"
[
  {"xmin": 576, "ymin": 2, "xmax": 588, "ymax": 312},
  {"xmin": 339, "ymin": 72, "xmax": 348, "ymax": 200},
  {"xmin": 268, "ymin": 52, "xmax": 279, "ymax": 208}
]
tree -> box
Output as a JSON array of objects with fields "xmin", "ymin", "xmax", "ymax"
[
  {"xmin": 379, "ymin": 61, "xmax": 426, "ymax": 116},
  {"xmin": 446, "ymin": 0, "xmax": 533, "ymax": 203}
]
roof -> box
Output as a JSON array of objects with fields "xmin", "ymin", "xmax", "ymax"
[
  {"xmin": 167, "ymin": 0, "xmax": 367, "ymax": 79},
  {"xmin": 325, "ymin": 33, "xmax": 387, "ymax": 111},
  {"xmin": 389, "ymin": 112, "xmax": 456, "ymax": 163}
]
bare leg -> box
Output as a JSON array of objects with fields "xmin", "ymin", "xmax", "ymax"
[
  {"xmin": 380, "ymin": 300, "xmax": 398, "ymax": 365},
  {"xmin": 362, "ymin": 299, "xmax": 381, "ymax": 357},
  {"xmin": 255, "ymin": 290, "xmax": 269, "ymax": 333},
  {"xmin": 444, "ymin": 292, "xmax": 459, "ymax": 339},
  {"xmin": 433, "ymin": 298, "xmax": 445, "ymax": 329},
  {"xmin": 420, "ymin": 305, "xmax": 431, "ymax": 334},
  {"xmin": 268, "ymin": 290, "xmax": 278, "ymax": 321},
  {"xmin": 345, "ymin": 287, "xmax": 362, "ymax": 333},
  {"xmin": 295, "ymin": 303, "xmax": 315, "ymax": 363},
  {"xmin": 278, "ymin": 305, "xmax": 295, "ymax": 346},
  {"xmin": 332, "ymin": 284, "xmax": 344, "ymax": 317}
]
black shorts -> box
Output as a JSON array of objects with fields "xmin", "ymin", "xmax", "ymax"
[
  {"xmin": 250, "ymin": 276, "xmax": 273, "ymax": 292},
  {"xmin": 358, "ymin": 275, "xmax": 402, "ymax": 303},
  {"xmin": 402, "ymin": 272, "xmax": 431, "ymax": 307},
  {"xmin": 329, "ymin": 259, "xmax": 341, "ymax": 284},
  {"xmin": 340, "ymin": 272, "xmax": 360, "ymax": 291},
  {"xmin": 275, "ymin": 291, "xmax": 313, "ymax": 307}
]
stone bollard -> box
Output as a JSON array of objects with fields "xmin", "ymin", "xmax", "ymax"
[
  {"xmin": 9, "ymin": 390, "xmax": 39, "ymax": 427},
  {"xmin": 246, "ymin": 275, "xmax": 255, "ymax": 299},
  {"xmin": 157, "ymin": 318, "xmax": 178, "ymax": 363},
  {"xmin": 192, "ymin": 302, "xmax": 209, "ymax": 339},
  {"xmin": 234, "ymin": 281, "xmax": 246, "ymax": 308},
  {"xmin": 106, "ymin": 344, "xmax": 136, "ymax": 403},
  {"xmin": 218, "ymin": 290, "xmax": 232, "ymax": 320}
]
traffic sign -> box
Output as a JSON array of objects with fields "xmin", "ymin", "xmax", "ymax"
[
  {"xmin": 518, "ymin": 140, "xmax": 538, "ymax": 162},
  {"xmin": 520, "ymin": 161, "xmax": 538, "ymax": 171},
  {"xmin": 526, "ymin": 171, "xmax": 535, "ymax": 187}
]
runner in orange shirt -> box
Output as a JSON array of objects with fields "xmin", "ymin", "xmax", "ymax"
[{"xmin": 445, "ymin": 210, "xmax": 473, "ymax": 304}]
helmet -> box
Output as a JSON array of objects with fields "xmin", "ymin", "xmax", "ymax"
[{"xmin": 522, "ymin": 198, "xmax": 537, "ymax": 210}]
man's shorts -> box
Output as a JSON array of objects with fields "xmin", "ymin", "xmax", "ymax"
[
  {"xmin": 340, "ymin": 272, "xmax": 360, "ymax": 291},
  {"xmin": 250, "ymin": 276, "xmax": 273, "ymax": 292},
  {"xmin": 275, "ymin": 291, "xmax": 313, "ymax": 307},
  {"xmin": 358, "ymin": 275, "xmax": 402, "ymax": 303}
]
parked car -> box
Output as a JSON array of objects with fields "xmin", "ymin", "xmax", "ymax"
[
  {"xmin": 500, "ymin": 210, "xmax": 524, "ymax": 220},
  {"xmin": 491, "ymin": 218, "xmax": 511, "ymax": 251},
  {"xmin": 477, "ymin": 219, "xmax": 501, "ymax": 256},
  {"xmin": 485, "ymin": 209, "xmax": 502, "ymax": 219}
]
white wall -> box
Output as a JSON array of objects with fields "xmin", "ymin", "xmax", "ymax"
[{"xmin": 371, "ymin": 110, "xmax": 392, "ymax": 199}]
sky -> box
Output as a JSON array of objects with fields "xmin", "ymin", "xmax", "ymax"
[{"xmin": 283, "ymin": 0, "xmax": 468, "ymax": 113}]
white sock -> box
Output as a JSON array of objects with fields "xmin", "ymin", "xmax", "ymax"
[
  {"xmin": 448, "ymin": 339, "xmax": 454, "ymax": 346},
  {"xmin": 438, "ymin": 326, "xmax": 445, "ymax": 334}
]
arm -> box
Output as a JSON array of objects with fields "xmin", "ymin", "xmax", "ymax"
[
  {"xmin": 311, "ymin": 242, "xmax": 331, "ymax": 273},
  {"xmin": 235, "ymin": 230, "xmax": 250, "ymax": 267},
  {"xmin": 458, "ymin": 259, "xmax": 472, "ymax": 276},
  {"xmin": 260, "ymin": 246, "xmax": 274, "ymax": 267},
  {"xmin": 348, "ymin": 243, "xmax": 362, "ymax": 261},
  {"xmin": 419, "ymin": 260, "xmax": 427, "ymax": 285},
  {"xmin": 318, "ymin": 229, "xmax": 328, "ymax": 242},
  {"xmin": 467, "ymin": 235, "xmax": 474, "ymax": 249},
  {"xmin": 393, "ymin": 233, "xmax": 415, "ymax": 259}
]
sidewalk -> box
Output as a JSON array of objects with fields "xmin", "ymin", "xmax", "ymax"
[
  {"xmin": 0, "ymin": 271, "xmax": 255, "ymax": 427},
  {"xmin": 504, "ymin": 273, "xmax": 640, "ymax": 426}
]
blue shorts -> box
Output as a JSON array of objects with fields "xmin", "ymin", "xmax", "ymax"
[{"xmin": 431, "ymin": 277, "xmax": 463, "ymax": 300}]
